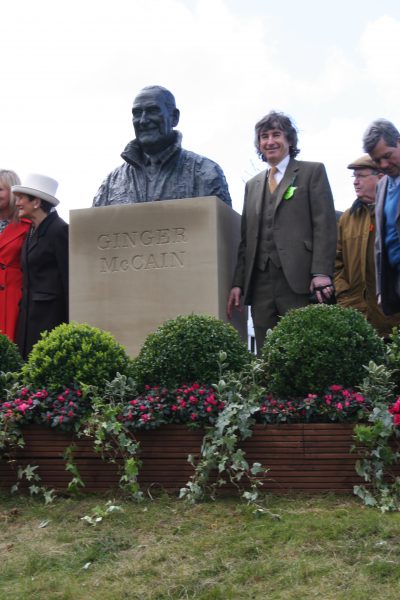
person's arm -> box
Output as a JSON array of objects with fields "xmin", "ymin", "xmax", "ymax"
[
  {"xmin": 54, "ymin": 221, "xmax": 69, "ymax": 318},
  {"xmin": 333, "ymin": 214, "xmax": 350, "ymax": 299},
  {"xmin": 227, "ymin": 184, "xmax": 249, "ymax": 317},
  {"xmin": 308, "ymin": 163, "xmax": 337, "ymax": 299}
]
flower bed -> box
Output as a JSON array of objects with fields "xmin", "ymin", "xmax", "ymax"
[{"xmin": 0, "ymin": 423, "xmax": 377, "ymax": 494}]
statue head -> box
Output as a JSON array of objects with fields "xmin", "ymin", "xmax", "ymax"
[{"xmin": 132, "ymin": 86, "xmax": 180, "ymax": 155}]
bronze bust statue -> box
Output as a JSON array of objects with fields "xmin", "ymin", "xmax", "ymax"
[{"xmin": 93, "ymin": 85, "xmax": 231, "ymax": 207}]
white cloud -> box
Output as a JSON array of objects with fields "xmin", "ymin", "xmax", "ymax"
[
  {"xmin": 359, "ymin": 15, "xmax": 400, "ymax": 114},
  {"xmin": 1, "ymin": 1, "xmax": 400, "ymax": 220}
]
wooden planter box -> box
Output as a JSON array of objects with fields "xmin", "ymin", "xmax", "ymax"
[{"xmin": 0, "ymin": 423, "xmax": 370, "ymax": 495}]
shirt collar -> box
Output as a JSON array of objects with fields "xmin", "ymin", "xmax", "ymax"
[{"xmin": 267, "ymin": 153, "xmax": 290, "ymax": 175}]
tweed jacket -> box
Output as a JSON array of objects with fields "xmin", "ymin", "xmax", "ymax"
[
  {"xmin": 335, "ymin": 201, "xmax": 400, "ymax": 336},
  {"xmin": 232, "ymin": 158, "xmax": 337, "ymax": 303}
]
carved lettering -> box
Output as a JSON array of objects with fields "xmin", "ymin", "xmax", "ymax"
[
  {"xmin": 99, "ymin": 257, "xmax": 119, "ymax": 272},
  {"xmin": 97, "ymin": 227, "xmax": 187, "ymax": 250},
  {"xmin": 98, "ymin": 226, "xmax": 188, "ymax": 273},
  {"xmin": 99, "ymin": 251, "xmax": 186, "ymax": 273}
]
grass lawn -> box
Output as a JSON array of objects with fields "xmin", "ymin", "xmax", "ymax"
[{"xmin": 1, "ymin": 493, "xmax": 400, "ymax": 599}]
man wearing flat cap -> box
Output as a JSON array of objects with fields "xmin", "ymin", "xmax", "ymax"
[{"xmin": 334, "ymin": 154, "xmax": 400, "ymax": 336}]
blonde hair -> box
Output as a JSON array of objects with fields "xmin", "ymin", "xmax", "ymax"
[{"xmin": 0, "ymin": 169, "xmax": 21, "ymax": 221}]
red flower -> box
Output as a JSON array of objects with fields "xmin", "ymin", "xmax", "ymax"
[{"xmin": 330, "ymin": 385, "xmax": 343, "ymax": 392}]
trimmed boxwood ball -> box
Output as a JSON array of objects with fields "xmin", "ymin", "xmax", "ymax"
[
  {"xmin": 21, "ymin": 322, "xmax": 134, "ymax": 390},
  {"xmin": 133, "ymin": 314, "xmax": 252, "ymax": 388},
  {"xmin": 385, "ymin": 326, "xmax": 400, "ymax": 394},
  {"xmin": 0, "ymin": 334, "xmax": 23, "ymax": 398},
  {"xmin": 261, "ymin": 304, "xmax": 385, "ymax": 397},
  {"xmin": 0, "ymin": 333, "xmax": 23, "ymax": 374}
]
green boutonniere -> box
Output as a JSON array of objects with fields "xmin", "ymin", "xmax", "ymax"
[{"xmin": 283, "ymin": 186, "xmax": 297, "ymax": 200}]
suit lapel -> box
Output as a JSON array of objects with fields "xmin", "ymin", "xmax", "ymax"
[
  {"xmin": 252, "ymin": 171, "xmax": 268, "ymax": 217},
  {"xmin": 26, "ymin": 212, "xmax": 57, "ymax": 255},
  {"xmin": 275, "ymin": 159, "xmax": 299, "ymax": 210},
  {"xmin": 376, "ymin": 177, "xmax": 388, "ymax": 225}
]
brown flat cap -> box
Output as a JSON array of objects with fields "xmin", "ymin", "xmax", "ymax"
[{"xmin": 347, "ymin": 154, "xmax": 378, "ymax": 170}]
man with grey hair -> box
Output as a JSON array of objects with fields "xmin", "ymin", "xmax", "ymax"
[
  {"xmin": 93, "ymin": 85, "xmax": 231, "ymax": 207},
  {"xmin": 363, "ymin": 119, "xmax": 400, "ymax": 315}
]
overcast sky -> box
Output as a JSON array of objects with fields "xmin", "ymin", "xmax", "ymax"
[{"xmin": 2, "ymin": 0, "xmax": 400, "ymax": 221}]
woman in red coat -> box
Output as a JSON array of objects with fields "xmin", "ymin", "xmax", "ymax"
[{"xmin": 0, "ymin": 170, "xmax": 30, "ymax": 342}]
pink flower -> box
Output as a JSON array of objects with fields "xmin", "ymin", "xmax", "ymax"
[
  {"xmin": 336, "ymin": 402, "xmax": 343, "ymax": 411},
  {"xmin": 330, "ymin": 385, "xmax": 343, "ymax": 392}
]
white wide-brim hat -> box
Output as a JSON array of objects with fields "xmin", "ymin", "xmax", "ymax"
[{"xmin": 11, "ymin": 173, "xmax": 60, "ymax": 206}]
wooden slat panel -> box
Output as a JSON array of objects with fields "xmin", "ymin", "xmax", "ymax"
[{"xmin": 0, "ymin": 423, "xmax": 388, "ymax": 494}]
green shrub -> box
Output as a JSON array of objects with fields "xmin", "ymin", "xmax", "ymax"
[
  {"xmin": 0, "ymin": 334, "xmax": 23, "ymax": 398},
  {"xmin": 385, "ymin": 327, "xmax": 400, "ymax": 394},
  {"xmin": 21, "ymin": 322, "xmax": 134, "ymax": 391},
  {"xmin": 133, "ymin": 314, "xmax": 252, "ymax": 388},
  {"xmin": 261, "ymin": 304, "xmax": 385, "ymax": 397}
]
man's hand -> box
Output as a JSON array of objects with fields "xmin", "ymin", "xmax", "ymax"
[
  {"xmin": 310, "ymin": 275, "xmax": 334, "ymax": 303},
  {"xmin": 227, "ymin": 287, "xmax": 242, "ymax": 319}
]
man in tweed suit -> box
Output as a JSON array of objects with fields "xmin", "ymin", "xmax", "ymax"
[{"xmin": 227, "ymin": 111, "xmax": 337, "ymax": 353}]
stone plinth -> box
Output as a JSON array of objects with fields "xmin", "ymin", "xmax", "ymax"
[{"xmin": 69, "ymin": 197, "xmax": 246, "ymax": 356}]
